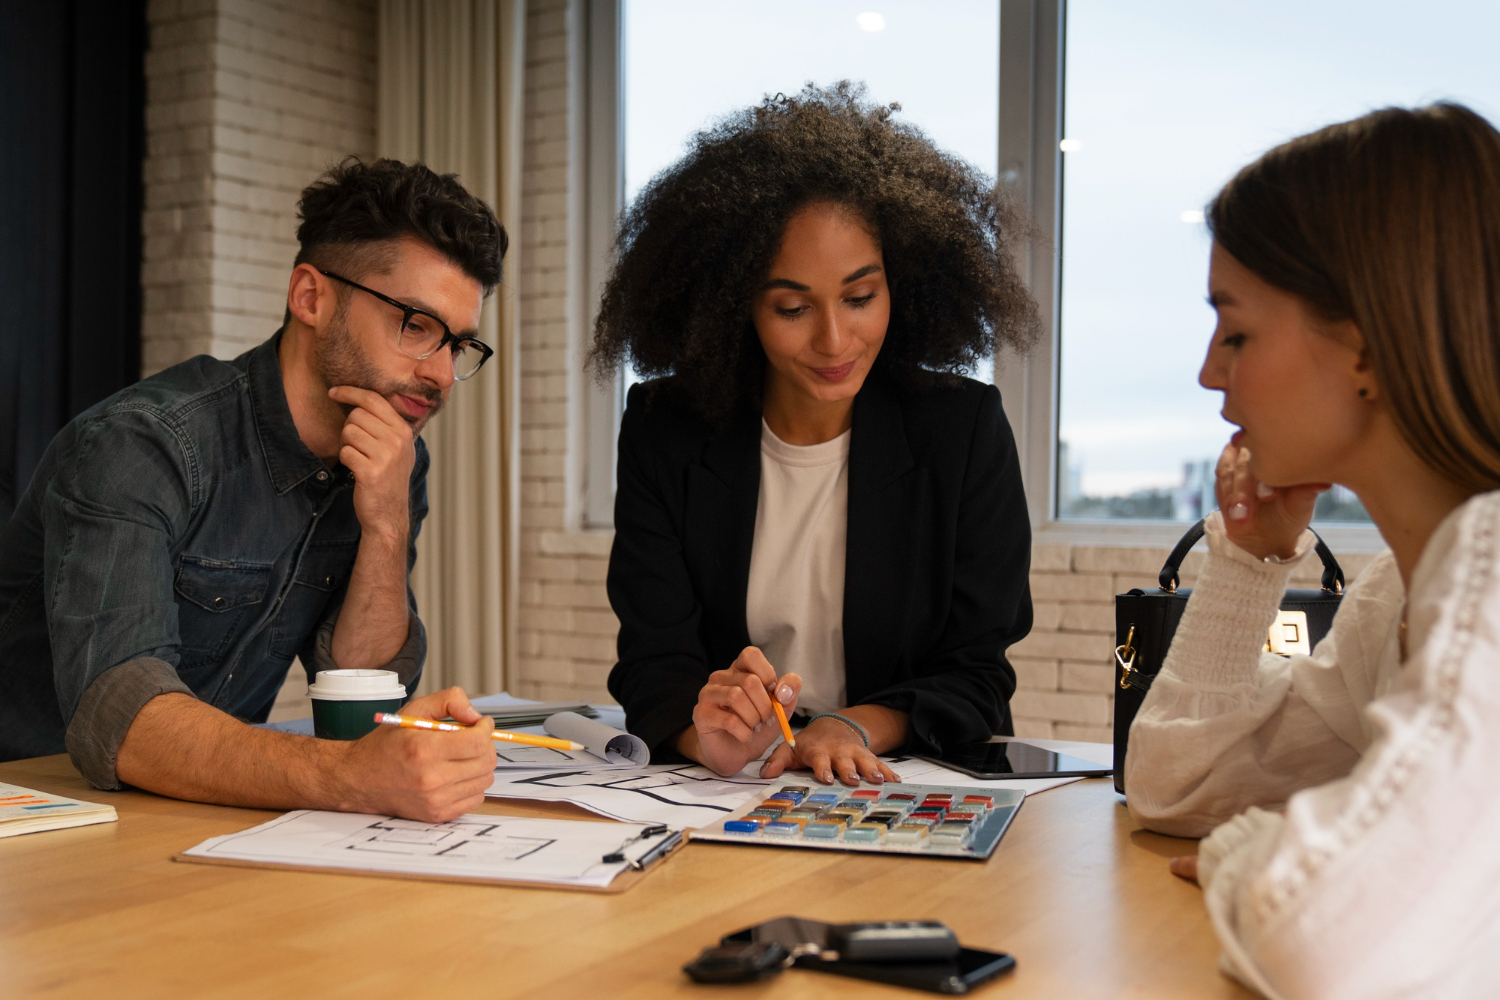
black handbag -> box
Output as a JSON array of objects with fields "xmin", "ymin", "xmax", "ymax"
[{"xmin": 1111, "ymin": 518, "xmax": 1346, "ymax": 795}]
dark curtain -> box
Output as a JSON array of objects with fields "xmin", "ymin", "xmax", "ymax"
[{"xmin": 0, "ymin": 1, "xmax": 146, "ymax": 521}]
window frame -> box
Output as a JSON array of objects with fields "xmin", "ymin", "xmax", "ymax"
[
  {"xmin": 581, "ymin": 0, "xmax": 1385, "ymax": 552},
  {"xmin": 583, "ymin": 0, "xmax": 624, "ymax": 529},
  {"xmin": 1000, "ymin": 0, "xmax": 1382, "ymax": 553}
]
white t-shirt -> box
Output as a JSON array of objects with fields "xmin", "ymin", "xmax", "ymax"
[{"xmin": 745, "ymin": 419, "xmax": 850, "ymax": 715}]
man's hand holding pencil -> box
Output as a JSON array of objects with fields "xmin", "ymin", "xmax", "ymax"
[{"xmin": 335, "ymin": 687, "xmax": 497, "ymax": 823}]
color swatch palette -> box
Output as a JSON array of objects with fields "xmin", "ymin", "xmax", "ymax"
[{"xmin": 691, "ymin": 782, "xmax": 1025, "ymax": 860}]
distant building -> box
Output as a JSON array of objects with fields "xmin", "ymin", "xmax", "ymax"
[
  {"xmin": 1058, "ymin": 441, "xmax": 1083, "ymax": 509},
  {"xmin": 1172, "ymin": 459, "xmax": 1216, "ymax": 522}
]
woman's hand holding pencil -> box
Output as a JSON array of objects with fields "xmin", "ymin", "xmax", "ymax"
[
  {"xmin": 672, "ymin": 646, "xmax": 902, "ymax": 787},
  {"xmin": 677, "ymin": 646, "xmax": 803, "ymax": 779}
]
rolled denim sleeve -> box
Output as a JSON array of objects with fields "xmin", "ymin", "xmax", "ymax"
[
  {"xmin": 300, "ymin": 437, "xmax": 430, "ymax": 698},
  {"xmin": 66, "ymin": 656, "xmax": 192, "ymax": 788},
  {"xmin": 42, "ymin": 407, "xmax": 199, "ymax": 789}
]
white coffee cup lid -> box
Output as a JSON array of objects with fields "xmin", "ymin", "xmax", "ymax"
[{"xmin": 307, "ymin": 669, "xmax": 407, "ymax": 701}]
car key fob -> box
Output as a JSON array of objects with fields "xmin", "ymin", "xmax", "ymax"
[
  {"xmin": 683, "ymin": 940, "xmax": 792, "ymax": 983},
  {"xmin": 826, "ymin": 921, "xmax": 961, "ymax": 962}
]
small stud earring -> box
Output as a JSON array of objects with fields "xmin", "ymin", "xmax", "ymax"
[{"xmin": 1358, "ymin": 388, "xmax": 1368, "ymax": 398}]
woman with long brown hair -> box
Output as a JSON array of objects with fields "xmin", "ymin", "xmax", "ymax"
[{"xmin": 1126, "ymin": 103, "xmax": 1500, "ymax": 997}]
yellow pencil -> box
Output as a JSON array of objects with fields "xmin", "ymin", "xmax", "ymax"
[
  {"xmin": 771, "ymin": 696, "xmax": 796, "ymax": 749},
  {"xmin": 374, "ymin": 713, "xmax": 584, "ymax": 750}
]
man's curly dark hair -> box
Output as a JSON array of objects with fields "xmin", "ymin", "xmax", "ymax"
[
  {"xmin": 590, "ymin": 82, "xmax": 1039, "ymax": 420},
  {"xmin": 294, "ymin": 157, "xmax": 507, "ymax": 294}
]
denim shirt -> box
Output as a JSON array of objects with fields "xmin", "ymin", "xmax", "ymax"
[{"xmin": 0, "ymin": 332, "xmax": 428, "ymax": 786}]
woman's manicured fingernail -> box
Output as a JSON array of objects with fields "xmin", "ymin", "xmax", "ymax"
[
  {"xmin": 1228, "ymin": 502, "xmax": 1249, "ymax": 521},
  {"xmin": 822, "ymin": 771, "xmax": 833, "ymax": 783},
  {"xmin": 1238, "ymin": 447, "xmax": 1252, "ymax": 463},
  {"xmin": 753, "ymin": 722, "xmax": 762, "ymax": 733},
  {"xmin": 777, "ymin": 685, "xmax": 793, "ymax": 704},
  {"xmin": 871, "ymin": 773, "xmax": 884, "ymax": 783},
  {"xmin": 1256, "ymin": 482, "xmax": 1275, "ymax": 499}
]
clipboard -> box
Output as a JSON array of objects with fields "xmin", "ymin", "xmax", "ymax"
[{"xmin": 174, "ymin": 812, "xmax": 687, "ymax": 894}]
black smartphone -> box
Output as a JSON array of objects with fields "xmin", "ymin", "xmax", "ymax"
[
  {"xmin": 917, "ymin": 739, "xmax": 1113, "ymax": 780},
  {"xmin": 797, "ymin": 947, "xmax": 1016, "ymax": 994}
]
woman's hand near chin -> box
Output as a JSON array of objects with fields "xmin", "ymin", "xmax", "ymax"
[
  {"xmin": 1214, "ymin": 442, "xmax": 1328, "ymax": 560},
  {"xmin": 676, "ymin": 646, "xmax": 801, "ymax": 777}
]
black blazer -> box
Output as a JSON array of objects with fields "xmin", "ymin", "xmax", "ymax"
[{"xmin": 605, "ymin": 368, "xmax": 1033, "ymax": 759}]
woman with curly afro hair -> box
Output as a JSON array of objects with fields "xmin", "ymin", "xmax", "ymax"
[{"xmin": 595, "ymin": 84, "xmax": 1040, "ymax": 783}]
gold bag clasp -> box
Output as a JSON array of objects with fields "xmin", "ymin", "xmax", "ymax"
[
  {"xmin": 1264, "ymin": 610, "xmax": 1311, "ymax": 656},
  {"xmin": 1115, "ymin": 625, "xmax": 1138, "ymax": 690}
]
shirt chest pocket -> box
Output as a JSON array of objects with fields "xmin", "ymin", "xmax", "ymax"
[
  {"xmin": 173, "ymin": 557, "xmax": 273, "ymax": 664},
  {"xmin": 269, "ymin": 545, "xmax": 355, "ymax": 659}
]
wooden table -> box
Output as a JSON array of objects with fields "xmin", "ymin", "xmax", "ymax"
[{"xmin": 0, "ymin": 754, "xmax": 1251, "ymax": 999}]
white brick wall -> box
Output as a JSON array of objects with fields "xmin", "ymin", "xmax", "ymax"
[
  {"xmin": 142, "ymin": 0, "xmax": 376, "ymax": 374},
  {"xmin": 511, "ymin": 0, "xmax": 618, "ymax": 703}
]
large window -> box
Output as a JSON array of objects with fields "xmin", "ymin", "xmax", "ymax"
[
  {"xmin": 1056, "ymin": 0, "xmax": 1500, "ymax": 523},
  {"xmin": 590, "ymin": 1, "xmax": 1500, "ymax": 539}
]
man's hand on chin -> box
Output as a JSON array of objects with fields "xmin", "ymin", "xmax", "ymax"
[
  {"xmin": 327, "ymin": 385, "xmax": 416, "ymax": 543},
  {"xmin": 325, "ymin": 384, "xmax": 419, "ymax": 671}
]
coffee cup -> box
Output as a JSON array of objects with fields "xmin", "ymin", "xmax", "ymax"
[{"xmin": 307, "ymin": 669, "xmax": 407, "ymax": 740}]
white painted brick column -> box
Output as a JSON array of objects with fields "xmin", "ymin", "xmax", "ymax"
[{"xmin": 142, "ymin": 0, "xmax": 377, "ymax": 375}]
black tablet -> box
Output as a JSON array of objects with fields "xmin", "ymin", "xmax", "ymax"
[{"xmin": 916, "ymin": 740, "xmax": 1113, "ymax": 780}]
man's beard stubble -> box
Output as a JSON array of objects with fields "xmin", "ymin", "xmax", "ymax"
[{"xmin": 315, "ymin": 310, "xmax": 445, "ymax": 432}]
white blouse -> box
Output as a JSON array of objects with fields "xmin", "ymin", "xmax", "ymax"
[
  {"xmin": 744, "ymin": 420, "xmax": 850, "ymax": 715},
  {"xmin": 1126, "ymin": 497, "xmax": 1500, "ymax": 999}
]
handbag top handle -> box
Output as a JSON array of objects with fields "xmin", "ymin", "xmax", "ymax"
[{"xmin": 1157, "ymin": 518, "xmax": 1345, "ymax": 595}]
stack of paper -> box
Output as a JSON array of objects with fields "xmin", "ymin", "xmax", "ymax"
[
  {"xmin": 467, "ymin": 693, "xmax": 599, "ymax": 727},
  {"xmin": 0, "ymin": 782, "xmax": 117, "ymax": 839}
]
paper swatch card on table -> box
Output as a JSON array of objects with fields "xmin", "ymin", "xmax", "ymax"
[
  {"xmin": 178, "ymin": 809, "xmax": 681, "ymax": 892},
  {"xmin": 490, "ymin": 711, "xmax": 650, "ymax": 771},
  {"xmin": 0, "ymin": 782, "xmax": 117, "ymax": 839},
  {"xmin": 692, "ymin": 781, "xmax": 1026, "ymax": 860}
]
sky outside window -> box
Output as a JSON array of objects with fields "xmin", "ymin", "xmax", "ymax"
[
  {"xmin": 1058, "ymin": 0, "xmax": 1500, "ymax": 522},
  {"xmin": 622, "ymin": 0, "xmax": 1002, "ymax": 386}
]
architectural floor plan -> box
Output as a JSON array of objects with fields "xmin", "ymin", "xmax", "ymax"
[{"xmin": 181, "ymin": 809, "xmax": 672, "ymax": 888}]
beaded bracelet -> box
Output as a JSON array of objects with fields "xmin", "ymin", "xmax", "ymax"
[{"xmin": 807, "ymin": 712, "xmax": 869, "ymax": 748}]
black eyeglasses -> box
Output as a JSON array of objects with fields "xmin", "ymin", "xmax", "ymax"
[{"xmin": 319, "ymin": 270, "xmax": 493, "ymax": 380}]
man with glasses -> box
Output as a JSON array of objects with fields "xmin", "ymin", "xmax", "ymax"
[{"xmin": 0, "ymin": 159, "xmax": 504, "ymax": 822}]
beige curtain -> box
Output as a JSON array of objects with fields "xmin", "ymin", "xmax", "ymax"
[{"xmin": 377, "ymin": 0, "xmax": 525, "ymax": 696}]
